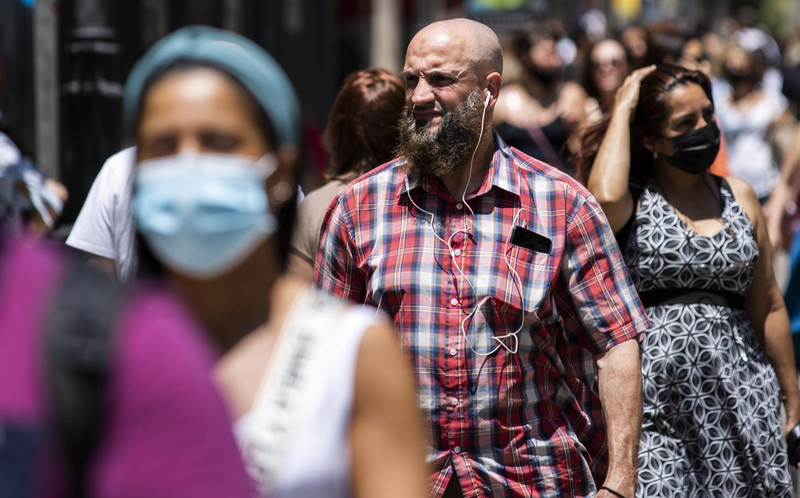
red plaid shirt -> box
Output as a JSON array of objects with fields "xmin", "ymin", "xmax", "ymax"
[{"xmin": 315, "ymin": 135, "xmax": 649, "ymax": 497}]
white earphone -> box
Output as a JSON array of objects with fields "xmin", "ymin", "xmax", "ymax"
[{"xmin": 403, "ymin": 87, "xmax": 526, "ymax": 356}]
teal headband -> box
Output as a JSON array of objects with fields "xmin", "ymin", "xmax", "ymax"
[{"xmin": 123, "ymin": 26, "xmax": 301, "ymax": 146}]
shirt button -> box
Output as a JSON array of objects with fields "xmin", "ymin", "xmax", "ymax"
[
  {"xmin": 456, "ymin": 203, "xmax": 463, "ymax": 210},
  {"xmin": 449, "ymin": 348, "xmax": 457, "ymax": 356},
  {"xmin": 450, "ymin": 397, "xmax": 458, "ymax": 406},
  {"xmin": 450, "ymin": 298, "xmax": 458, "ymax": 306},
  {"xmin": 454, "ymin": 446, "xmax": 462, "ymax": 453},
  {"xmin": 453, "ymin": 248, "xmax": 462, "ymax": 256}
]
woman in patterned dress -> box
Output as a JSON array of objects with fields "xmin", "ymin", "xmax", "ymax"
[{"xmin": 576, "ymin": 63, "xmax": 800, "ymax": 497}]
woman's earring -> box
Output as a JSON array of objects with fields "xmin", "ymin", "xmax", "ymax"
[{"xmin": 653, "ymin": 151, "xmax": 658, "ymax": 159}]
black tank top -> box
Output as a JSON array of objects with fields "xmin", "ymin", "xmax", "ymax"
[{"xmin": 496, "ymin": 118, "xmax": 572, "ymax": 175}]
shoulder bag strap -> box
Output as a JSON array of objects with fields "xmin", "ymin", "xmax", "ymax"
[{"xmin": 46, "ymin": 260, "xmax": 125, "ymax": 498}]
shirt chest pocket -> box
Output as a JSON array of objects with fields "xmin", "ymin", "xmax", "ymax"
[{"xmin": 472, "ymin": 244, "xmax": 557, "ymax": 327}]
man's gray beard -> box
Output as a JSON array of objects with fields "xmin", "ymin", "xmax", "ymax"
[{"xmin": 396, "ymin": 91, "xmax": 491, "ymax": 178}]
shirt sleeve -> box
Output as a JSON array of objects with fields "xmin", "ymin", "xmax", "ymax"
[
  {"xmin": 313, "ymin": 193, "xmax": 367, "ymax": 304},
  {"xmin": 65, "ymin": 156, "xmax": 120, "ymax": 259},
  {"xmin": 558, "ymin": 194, "xmax": 650, "ymax": 355}
]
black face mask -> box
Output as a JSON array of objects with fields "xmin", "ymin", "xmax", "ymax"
[
  {"xmin": 664, "ymin": 121, "xmax": 721, "ymax": 175},
  {"xmin": 724, "ymin": 69, "xmax": 750, "ymax": 86}
]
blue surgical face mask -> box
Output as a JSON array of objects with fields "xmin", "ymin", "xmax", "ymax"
[{"xmin": 133, "ymin": 152, "xmax": 278, "ymax": 279}]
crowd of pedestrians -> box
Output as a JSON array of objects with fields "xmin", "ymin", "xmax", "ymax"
[{"xmin": 4, "ymin": 7, "xmax": 800, "ymax": 498}]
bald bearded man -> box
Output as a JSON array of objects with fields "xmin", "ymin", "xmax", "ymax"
[{"xmin": 316, "ymin": 19, "xmax": 649, "ymax": 498}]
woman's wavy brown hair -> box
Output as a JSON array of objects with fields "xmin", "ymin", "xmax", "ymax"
[
  {"xmin": 575, "ymin": 64, "xmax": 712, "ymax": 183},
  {"xmin": 324, "ymin": 68, "xmax": 405, "ymax": 181}
]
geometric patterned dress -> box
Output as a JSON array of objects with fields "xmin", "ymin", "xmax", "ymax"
[{"xmin": 620, "ymin": 178, "xmax": 793, "ymax": 497}]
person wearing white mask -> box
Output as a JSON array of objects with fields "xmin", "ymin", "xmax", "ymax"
[{"xmin": 124, "ymin": 26, "xmax": 428, "ymax": 498}]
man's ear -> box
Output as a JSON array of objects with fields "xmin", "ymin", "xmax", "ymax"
[{"xmin": 486, "ymin": 72, "xmax": 502, "ymax": 109}]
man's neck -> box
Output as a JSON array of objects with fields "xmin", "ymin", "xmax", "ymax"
[{"xmin": 439, "ymin": 135, "xmax": 495, "ymax": 200}]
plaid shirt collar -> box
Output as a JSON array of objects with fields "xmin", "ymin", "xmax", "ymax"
[{"xmin": 397, "ymin": 133, "xmax": 520, "ymax": 201}]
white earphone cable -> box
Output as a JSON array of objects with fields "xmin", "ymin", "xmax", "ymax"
[{"xmin": 403, "ymin": 90, "xmax": 526, "ymax": 356}]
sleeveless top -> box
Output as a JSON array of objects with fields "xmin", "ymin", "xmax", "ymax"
[
  {"xmin": 617, "ymin": 177, "xmax": 758, "ymax": 302},
  {"xmin": 495, "ymin": 118, "xmax": 572, "ymax": 173},
  {"xmin": 236, "ymin": 288, "xmax": 379, "ymax": 498}
]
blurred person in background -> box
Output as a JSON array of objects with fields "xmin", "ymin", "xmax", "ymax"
[
  {"xmin": 548, "ymin": 19, "xmax": 578, "ymax": 77},
  {"xmin": 782, "ymin": 14, "xmax": 800, "ymax": 120},
  {"xmin": 715, "ymin": 44, "xmax": 795, "ymax": 205},
  {"xmin": 124, "ymin": 26, "xmax": 427, "ymax": 498},
  {"xmin": 764, "ymin": 124, "xmax": 800, "ymax": 252},
  {"xmin": 289, "ymin": 68, "xmax": 404, "ymax": 281},
  {"xmin": 620, "ymin": 25, "xmax": 650, "ymax": 70},
  {"xmin": 783, "ymin": 62, "xmax": 800, "ymax": 120},
  {"xmin": 65, "ymin": 147, "xmax": 136, "ymax": 280},
  {"xmin": 579, "ymin": 63, "xmax": 800, "ymax": 497},
  {"xmin": 732, "ymin": 6, "xmax": 784, "ymax": 99},
  {"xmin": 0, "ymin": 121, "xmax": 67, "ymax": 236},
  {"xmin": 765, "ymin": 126, "xmax": 800, "ymax": 375},
  {"xmin": 646, "ymin": 29, "xmax": 686, "ymax": 68},
  {"xmin": 493, "ymin": 29, "xmax": 590, "ymax": 176},
  {"xmin": 585, "ymin": 38, "xmax": 630, "ymax": 119},
  {"xmin": 677, "ymin": 37, "xmax": 712, "ymax": 77},
  {"xmin": 578, "ymin": 0, "xmax": 608, "ymax": 45}
]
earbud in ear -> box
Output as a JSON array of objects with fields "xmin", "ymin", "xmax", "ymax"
[{"xmin": 485, "ymin": 91, "xmax": 491, "ymax": 106}]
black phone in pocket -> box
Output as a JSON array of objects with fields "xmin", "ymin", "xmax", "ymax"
[{"xmin": 510, "ymin": 226, "xmax": 552, "ymax": 254}]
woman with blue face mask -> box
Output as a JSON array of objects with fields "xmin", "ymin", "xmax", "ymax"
[
  {"xmin": 125, "ymin": 27, "xmax": 427, "ymax": 498},
  {"xmin": 577, "ymin": 64, "xmax": 800, "ymax": 497}
]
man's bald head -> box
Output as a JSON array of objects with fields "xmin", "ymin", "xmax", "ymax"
[
  {"xmin": 401, "ymin": 18, "xmax": 503, "ymax": 153},
  {"xmin": 408, "ymin": 19, "xmax": 503, "ymax": 77}
]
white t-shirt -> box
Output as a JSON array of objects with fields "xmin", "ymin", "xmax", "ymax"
[
  {"xmin": 66, "ymin": 147, "xmax": 137, "ymax": 281},
  {"xmin": 66, "ymin": 147, "xmax": 305, "ymax": 282}
]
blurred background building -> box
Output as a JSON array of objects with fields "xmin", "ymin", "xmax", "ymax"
[{"xmin": 0, "ymin": 0, "xmax": 799, "ymax": 226}]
